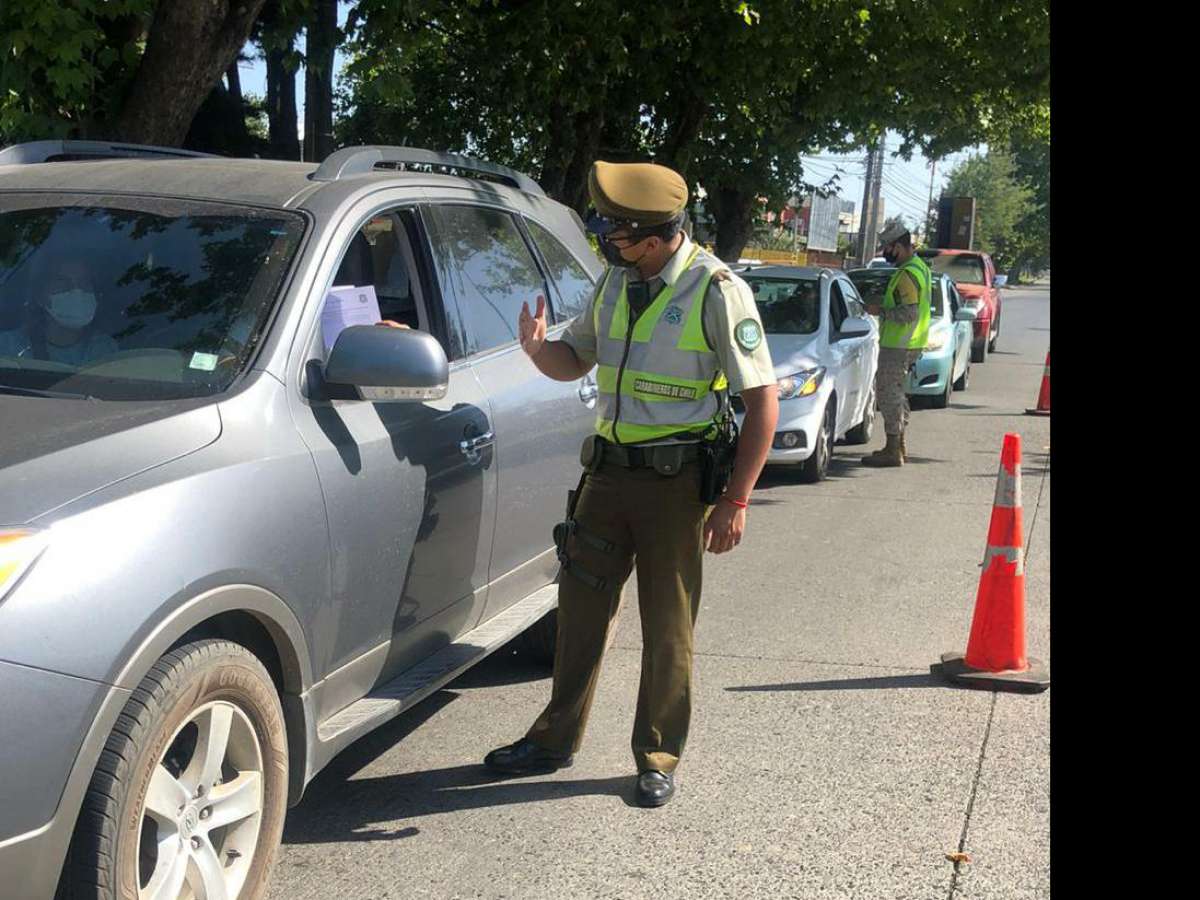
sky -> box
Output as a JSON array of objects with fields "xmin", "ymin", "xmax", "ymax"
[{"xmin": 237, "ymin": 18, "xmax": 983, "ymax": 229}]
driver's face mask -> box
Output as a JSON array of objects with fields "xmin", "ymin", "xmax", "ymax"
[{"xmin": 45, "ymin": 288, "xmax": 98, "ymax": 330}]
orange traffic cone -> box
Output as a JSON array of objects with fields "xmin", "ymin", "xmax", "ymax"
[
  {"xmin": 935, "ymin": 433, "xmax": 1049, "ymax": 693},
  {"xmin": 1025, "ymin": 350, "xmax": 1050, "ymax": 416}
]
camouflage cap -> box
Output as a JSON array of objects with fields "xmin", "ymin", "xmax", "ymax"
[
  {"xmin": 878, "ymin": 222, "xmax": 910, "ymax": 246},
  {"xmin": 587, "ymin": 160, "xmax": 688, "ymax": 228}
]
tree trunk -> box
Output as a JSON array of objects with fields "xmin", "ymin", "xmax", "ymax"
[
  {"xmin": 266, "ymin": 42, "xmax": 301, "ymax": 160},
  {"xmin": 709, "ymin": 186, "xmax": 757, "ymax": 263},
  {"xmin": 658, "ymin": 92, "xmax": 707, "ymax": 177},
  {"xmin": 302, "ymin": 0, "xmax": 338, "ymax": 162},
  {"xmin": 562, "ymin": 109, "xmax": 604, "ymax": 216},
  {"xmin": 110, "ymin": 0, "xmax": 269, "ymax": 146},
  {"xmin": 225, "ymin": 60, "xmax": 250, "ymax": 146}
]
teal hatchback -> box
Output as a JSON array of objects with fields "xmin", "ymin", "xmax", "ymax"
[{"xmin": 846, "ymin": 267, "xmax": 976, "ymax": 408}]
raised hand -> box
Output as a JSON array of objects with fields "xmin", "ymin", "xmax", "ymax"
[{"xmin": 518, "ymin": 293, "xmax": 548, "ymax": 358}]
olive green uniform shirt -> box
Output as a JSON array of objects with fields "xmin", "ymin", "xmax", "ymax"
[{"xmin": 559, "ymin": 236, "xmax": 776, "ymax": 397}]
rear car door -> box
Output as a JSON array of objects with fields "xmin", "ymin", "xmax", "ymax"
[
  {"xmin": 948, "ymin": 280, "xmax": 970, "ymax": 379},
  {"xmin": 287, "ymin": 198, "xmax": 498, "ymax": 718},
  {"xmin": 422, "ymin": 201, "xmax": 593, "ymax": 623},
  {"xmin": 838, "ymin": 275, "xmax": 876, "ymax": 423},
  {"xmin": 827, "ymin": 278, "xmax": 861, "ymax": 434}
]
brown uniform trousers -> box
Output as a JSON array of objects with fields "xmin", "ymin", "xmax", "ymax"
[{"xmin": 525, "ymin": 457, "xmax": 709, "ymax": 774}]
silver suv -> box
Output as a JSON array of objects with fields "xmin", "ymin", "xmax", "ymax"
[{"xmin": 0, "ymin": 141, "xmax": 603, "ymax": 899}]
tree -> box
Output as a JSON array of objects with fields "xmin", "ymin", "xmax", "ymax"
[
  {"xmin": 111, "ymin": 0, "xmax": 270, "ymax": 146},
  {"xmin": 0, "ymin": 0, "xmax": 269, "ymax": 147},
  {"xmin": 941, "ymin": 150, "xmax": 1032, "ymax": 271},
  {"xmin": 302, "ymin": 0, "xmax": 338, "ymax": 162}
]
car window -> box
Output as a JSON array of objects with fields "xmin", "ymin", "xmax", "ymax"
[
  {"xmin": 829, "ymin": 280, "xmax": 848, "ymax": 332},
  {"xmin": 424, "ymin": 204, "xmax": 548, "ymax": 356},
  {"xmin": 847, "ymin": 269, "xmax": 891, "ymax": 305},
  {"xmin": 946, "ymin": 280, "xmax": 960, "ymax": 317},
  {"xmin": 928, "ymin": 276, "xmax": 946, "ymax": 318},
  {"xmin": 838, "ymin": 279, "xmax": 865, "ymax": 317},
  {"xmin": 923, "ymin": 253, "xmax": 986, "ymax": 285},
  {"xmin": 742, "ymin": 275, "xmax": 820, "ymax": 334},
  {"xmin": 0, "ymin": 194, "xmax": 304, "ymax": 400},
  {"xmin": 525, "ymin": 218, "xmax": 595, "ymax": 324}
]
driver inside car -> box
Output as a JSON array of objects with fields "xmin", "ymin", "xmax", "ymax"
[{"xmin": 0, "ymin": 256, "xmax": 118, "ymax": 366}]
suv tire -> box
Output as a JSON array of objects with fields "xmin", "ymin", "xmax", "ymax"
[
  {"xmin": 59, "ymin": 640, "xmax": 288, "ymax": 900},
  {"xmin": 970, "ymin": 336, "xmax": 988, "ymax": 364}
]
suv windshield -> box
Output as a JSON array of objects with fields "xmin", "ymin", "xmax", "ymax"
[
  {"xmin": 0, "ymin": 194, "xmax": 305, "ymax": 400},
  {"xmin": 848, "ymin": 269, "xmax": 944, "ymax": 317},
  {"xmin": 923, "ymin": 252, "xmax": 985, "ymax": 285},
  {"xmin": 743, "ymin": 276, "xmax": 820, "ymax": 335}
]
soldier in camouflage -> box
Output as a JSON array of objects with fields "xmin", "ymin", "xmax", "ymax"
[{"xmin": 863, "ymin": 224, "xmax": 932, "ymax": 467}]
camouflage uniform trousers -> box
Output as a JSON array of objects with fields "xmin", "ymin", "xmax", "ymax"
[{"xmin": 876, "ymin": 346, "xmax": 923, "ymax": 435}]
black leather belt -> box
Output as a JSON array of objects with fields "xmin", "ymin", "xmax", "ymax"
[{"xmin": 599, "ymin": 440, "xmax": 701, "ymax": 469}]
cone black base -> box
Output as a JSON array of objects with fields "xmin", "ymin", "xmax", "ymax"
[
  {"xmin": 932, "ymin": 652, "xmax": 1050, "ymax": 694},
  {"xmin": 1024, "ymin": 408, "xmax": 1050, "ymax": 417}
]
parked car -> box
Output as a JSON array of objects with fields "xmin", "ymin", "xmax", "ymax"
[
  {"xmin": 866, "ymin": 256, "xmax": 890, "ymax": 269},
  {"xmin": 0, "ymin": 140, "xmax": 604, "ymax": 900},
  {"xmin": 917, "ymin": 248, "xmax": 1002, "ymax": 363},
  {"xmin": 847, "ymin": 267, "xmax": 976, "ymax": 408},
  {"xmin": 732, "ymin": 266, "xmax": 879, "ymax": 482}
]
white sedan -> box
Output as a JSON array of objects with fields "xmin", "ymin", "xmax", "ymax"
[{"xmin": 733, "ymin": 266, "xmax": 880, "ymax": 482}]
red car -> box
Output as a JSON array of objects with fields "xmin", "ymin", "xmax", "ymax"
[{"xmin": 918, "ymin": 249, "xmax": 1003, "ymax": 362}]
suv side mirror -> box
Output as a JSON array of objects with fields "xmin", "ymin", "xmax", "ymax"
[
  {"xmin": 837, "ymin": 316, "xmax": 873, "ymax": 339},
  {"xmin": 324, "ymin": 325, "xmax": 449, "ymax": 401},
  {"xmin": 993, "ymin": 274, "xmax": 1008, "ymax": 288}
]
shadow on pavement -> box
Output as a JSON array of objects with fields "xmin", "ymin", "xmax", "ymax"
[
  {"xmin": 726, "ymin": 672, "xmax": 948, "ymax": 693},
  {"xmin": 448, "ymin": 644, "xmax": 553, "ymax": 689},
  {"xmin": 284, "ymin": 766, "xmax": 637, "ymax": 845}
]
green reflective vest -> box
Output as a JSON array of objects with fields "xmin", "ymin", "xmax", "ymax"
[
  {"xmin": 880, "ymin": 254, "xmax": 932, "ymax": 350},
  {"xmin": 592, "ymin": 244, "xmax": 730, "ymax": 444}
]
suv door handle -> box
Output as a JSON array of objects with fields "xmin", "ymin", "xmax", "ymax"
[{"xmin": 459, "ymin": 430, "xmax": 495, "ymax": 463}]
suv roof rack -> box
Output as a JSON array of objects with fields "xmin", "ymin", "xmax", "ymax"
[
  {"xmin": 312, "ymin": 145, "xmax": 544, "ymax": 196},
  {"xmin": 0, "ymin": 140, "xmax": 217, "ymax": 166}
]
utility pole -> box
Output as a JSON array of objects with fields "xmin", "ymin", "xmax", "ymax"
[
  {"xmin": 857, "ymin": 139, "xmax": 885, "ymax": 265},
  {"xmin": 925, "ymin": 159, "xmax": 937, "ymax": 245},
  {"xmin": 856, "ymin": 144, "xmax": 876, "ymax": 266}
]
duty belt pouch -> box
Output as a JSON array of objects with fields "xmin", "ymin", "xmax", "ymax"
[
  {"xmin": 579, "ymin": 434, "xmax": 605, "ymax": 472},
  {"xmin": 651, "ymin": 444, "xmax": 685, "ymax": 477},
  {"xmin": 699, "ymin": 438, "xmax": 737, "ymax": 504}
]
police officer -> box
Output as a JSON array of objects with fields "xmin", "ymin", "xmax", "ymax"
[
  {"xmin": 862, "ymin": 223, "xmax": 932, "ymax": 467},
  {"xmin": 483, "ymin": 160, "xmax": 779, "ymax": 807}
]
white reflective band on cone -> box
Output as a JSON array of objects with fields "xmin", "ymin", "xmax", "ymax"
[{"xmin": 982, "ymin": 543, "xmax": 1025, "ymax": 576}]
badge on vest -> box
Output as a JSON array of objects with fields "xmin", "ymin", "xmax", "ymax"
[
  {"xmin": 664, "ymin": 304, "xmax": 684, "ymax": 325},
  {"xmin": 735, "ymin": 318, "xmax": 762, "ymax": 351}
]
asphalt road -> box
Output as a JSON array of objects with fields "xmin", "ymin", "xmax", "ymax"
[{"xmin": 268, "ymin": 283, "xmax": 1051, "ymax": 900}]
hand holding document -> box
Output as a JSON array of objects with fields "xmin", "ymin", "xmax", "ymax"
[{"xmin": 321, "ymin": 285, "xmax": 383, "ymax": 352}]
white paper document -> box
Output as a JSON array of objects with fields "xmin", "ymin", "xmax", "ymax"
[{"xmin": 321, "ymin": 284, "xmax": 382, "ymax": 352}]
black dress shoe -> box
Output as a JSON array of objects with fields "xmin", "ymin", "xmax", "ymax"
[
  {"xmin": 635, "ymin": 770, "xmax": 676, "ymax": 807},
  {"xmin": 483, "ymin": 738, "xmax": 574, "ymax": 775}
]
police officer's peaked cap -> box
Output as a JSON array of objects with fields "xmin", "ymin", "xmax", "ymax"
[
  {"xmin": 878, "ymin": 223, "xmax": 910, "ymax": 246},
  {"xmin": 588, "ymin": 161, "xmax": 688, "ymax": 228}
]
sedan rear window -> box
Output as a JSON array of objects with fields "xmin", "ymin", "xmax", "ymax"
[
  {"xmin": 923, "ymin": 253, "xmax": 985, "ymax": 285},
  {"xmin": 0, "ymin": 194, "xmax": 304, "ymax": 400},
  {"xmin": 743, "ymin": 276, "xmax": 820, "ymax": 335}
]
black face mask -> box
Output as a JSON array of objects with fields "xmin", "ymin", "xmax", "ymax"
[
  {"xmin": 600, "ymin": 236, "xmax": 649, "ymax": 269},
  {"xmin": 882, "ymin": 246, "xmax": 900, "ymax": 264}
]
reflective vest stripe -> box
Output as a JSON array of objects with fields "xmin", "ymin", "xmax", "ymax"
[
  {"xmin": 881, "ymin": 255, "xmax": 932, "ymax": 350},
  {"xmin": 590, "ymin": 243, "xmax": 730, "ymax": 443}
]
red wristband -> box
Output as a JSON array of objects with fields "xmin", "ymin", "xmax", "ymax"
[{"xmin": 722, "ymin": 495, "xmax": 749, "ymax": 509}]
